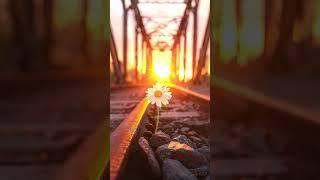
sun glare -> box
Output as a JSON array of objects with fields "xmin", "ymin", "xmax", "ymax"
[
  {"xmin": 154, "ymin": 64, "xmax": 170, "ymax": 79},
  {"xmin": 152, "ymin": 50, "xmax": 171, "ymax": 80},
  {"xmin": 154, "ymin": 63, "xmax": 170, "ymax": 79}
]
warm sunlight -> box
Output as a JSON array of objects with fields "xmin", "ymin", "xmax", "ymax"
[
  {"xmin": 152, "ymin": 50, "xmax": 171, "ymax": 80},
  {"xmin": 154, "ymin": 63, "xmax": 170, "ymax": 79}
]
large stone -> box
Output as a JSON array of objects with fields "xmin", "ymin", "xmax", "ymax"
[
  {"xmin": 156, "ymin": 141, "xmax": 208, "ymax": 169},
  {"xmin": 156, "ymin": 142, "xmax": 193, "ymax": 162},
  {"xmin": 187, "ymin": 130, "xmax": 199, "ymax": 137},
  {"xmin": 171, "ymin": 144, "xmax": 208, "ymax": 169},
  {"xmin": 181, "ymin": 119, "xmax": 209, "ymax": 127},
  {"xmin": 171, "ymin": 129, "xmax": 181, "ymax": 139},
  {"xmin": 180, "ymin": 127, "xmax": 190, "ymax": 132},
  {"xmin": 179, "ymin": 119, "xmax": 210, "ymax": 133},
  {"xmin": 143, "ymin": 131, "xmax": 153, "ymax": 140},
  {"xmin": 145, "ymin": 123, "xmax": 155, "ymax": 132},
  {"xmin": 160, "ymin": 122, "xmax": 176, "ymax": 130},
  {"xmin": 160, "ymin": 122, "xmax": 177, "ymax": 135},
  {"xmin": 173, "ymin": 135, "xmax": 194, "ymax": 148},
  {"xmin": 196, "ymin": 146, "xmax": 210, "ymax": 161},
  {"xmin": 150, "ymin": 131, "xmax": 171, "ymax": 148},
  {"xmin": 138, "ymin": 137, "xmax": 161, "ymax": 179},
  {"xmin": 162, "ymin": 159, "xmax": 197, "ymax": 180}
]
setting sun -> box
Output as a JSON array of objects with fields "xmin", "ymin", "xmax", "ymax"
[{"xmin": 154, "ymin": 63, "xmax": 170, "ymax": 79}]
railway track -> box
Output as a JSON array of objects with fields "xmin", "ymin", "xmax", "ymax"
[
  {"xmin": 213, "ymin": 77, "xmax": 320, "ymax": 180},
  {"xmin": 110, "ymin": 87, "xmax": 146, "ymax": 132},
  {"xmin": 110, "ymin": 84, "xmax": 210, "ymax": 180}
]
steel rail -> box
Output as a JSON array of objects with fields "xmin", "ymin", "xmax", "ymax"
[{"xmin": 110, "ymin": 97, "xmax": 150, "ymax": 180}]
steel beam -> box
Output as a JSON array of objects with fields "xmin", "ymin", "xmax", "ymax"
[
  {"xmin": 192, "ymin": 0, "xmax": 199, "ymax": 79},
  {"xmin": 183, "ymin": 30, "xmax": 187, "ymax": 81},
  {"xmin": 177, "ymin": 38, "xmax": 181, "ymax": 79},
  {"xmin": 194, "ymin": 14, "xmax": 210, "ymax": 83},
  {"xmin": 110, "ymin": 30, "xmax": 122, "ymax": 83},
  {"xmin": 142, "ymin": 40, "xmax": 146, "ymax": 75},
  {"xmin": 122, "ymin": 2, "xmax": 128, "ymax": 81},
  {"xmin": 135, "ymin": 27, "xmax": 139, "ymax": 81},
  {"xmin": 172, "ymin": 0, "xmax": 192, "ymax": 48},
  {"xmin": 131, "ymin": 0, "xmax": 152, "ymax": 48},
  {"xmin": 171, "ymin": 44, "xmax": 177, "ymax": 80},
  {"xmin": 146, "ymin": 43, "xmax": 153, "ymax": 75}
]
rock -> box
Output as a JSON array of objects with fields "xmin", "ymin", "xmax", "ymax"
[
  {"xmin": 161, "ymin": 122, "xmax": 176, "ymax": 129},
  {"xmin": 187, "ymin": 130, "xmax": 199, "ymax": 136},
  {"xmin": 160, "ymin": 122, "xmax": 175, "ymax": 135},
  {"xmin": 171, "ymin": 129, "xmax": 180, "ymax": 138},
  {"xmin": 189, "ymin": 135, "xmax": 202, "ymax": 141},
  {"xmin": 173, "ymin": 135, "xmax": 194, "ymax": 148},
  {"xmin": 155, "ymin": 143, "xmax": 172, "ymax": 161},
  {"xmin": 143, "ymin": 131, "xmax": 153, "ymax": 140},
  {"xmin": 162, "ymin": 159, "xmax": 197, "ymax": 180},
  {"xmin": 150, "ymin": 131, "xmax": 171, "ymax": 148},
  {"xmin": 198, "ymin": 135, "xmax": 210, "ymax": 146},
  {"xmin": 138, "ymin": 137, "xmax": 161, "ymax": 179},
  {"xmin": 156, "ymin": 141, "xmax": 193, "ymax": 162},
  {"xmin": 171, "ymin": 144, "xmax": 208, "ymax": 169},
  {"xmin": 156, "ymin": 141, "xmax": 208, "ymax": 169},
  {"xmin": 180, "ymin": 119, "xmax": 209, "ymax": 132},
  {"xmin": 171, "ymin": 132, "xmax": 180, "ymax": 139},
  {"xmin": 189, "ymin": 136, "xmax": 203, "ymax": 148},
  {"xmin": 145, "ymin": 123, "xmax": 155, "ymax": 132},
  {"xmin": 162, "ymin": 127, "xmax": 175, "ymax": 136},
  {"xmin": 180, "ymin": 127, "xmax": 190, "ymax": 132},
  {"xmin": 196, "ymin": 146, "xmax": 210, "ymax": 161}
]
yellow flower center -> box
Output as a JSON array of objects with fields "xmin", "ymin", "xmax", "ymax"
[{"xmin": 154, "ymin": 90, "xmax": 163, "ymax": 98}]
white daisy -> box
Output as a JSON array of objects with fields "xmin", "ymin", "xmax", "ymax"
[{"xmin": 146, "ymin": 83, "xmax": 172, "ymax": 108}]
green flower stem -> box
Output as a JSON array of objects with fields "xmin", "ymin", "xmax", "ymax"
[{"xmin": 155, "ymin": 106, "xmax": 160, "ymax": 133}]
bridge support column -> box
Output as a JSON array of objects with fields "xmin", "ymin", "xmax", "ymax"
[
  {"xmin": 194, "ymin": 15, "xmax": 210, "ymax": 83},
  {"xmin": 146, "ymin": 43, "xmax": 153, "ymax": 76},
  {"xmin": 121, "ymin": 0, "xmax": 129, "ymax": 81},
  {"xmin": 111, "ymin": 31, "xmax": 122, "ymax": 83},
  {"xmin": 135, "ymin": 27, "xmax": 139, "ymax": 82},
  {"xmin": 192, "ymin": 1, "xmax": 199, "ymax": 80},
  {"xmin": 171, "ymin": 44, "xmax": 177, "ymax": 81},
  {"xmin": 183, "ymin": 31, "xmax": 187, "ymax": 81}
]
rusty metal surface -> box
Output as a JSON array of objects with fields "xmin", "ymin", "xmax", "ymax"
[{"xmin": 110, "ymin": 98, "xmax": 150, "ymax": 180}]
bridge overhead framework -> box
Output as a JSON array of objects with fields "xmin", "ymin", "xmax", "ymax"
[{"xmin": 110, "ymin": 0, "xmax": 210, "ymax": 84}]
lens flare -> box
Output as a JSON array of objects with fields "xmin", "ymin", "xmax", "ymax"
[{"xmin": 154, "ymin": 63, "xmax": 170, "ymax": 79}]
